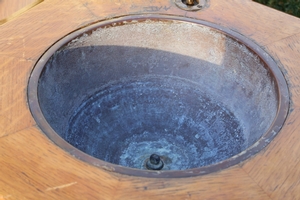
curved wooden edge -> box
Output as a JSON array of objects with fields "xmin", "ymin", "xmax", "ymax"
[
  {"xmin": 0, "ymin": 0, "xmax": 43, "ymax": 26},
  {"xmin": 242, "ymin": 32, "xmax": 300, "ymax": 199},
  {"xmin": 0, "ymin": 0, "xmax": 300, "ymax": 199}
]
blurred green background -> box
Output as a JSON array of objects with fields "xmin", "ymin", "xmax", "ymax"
[{"xmin": 254, "ymin": 0, "xmax": 300, "ymax": 17}]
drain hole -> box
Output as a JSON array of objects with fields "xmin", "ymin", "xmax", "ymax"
[
  {"xmin": 146, "ymin": 154, "xmax": 164, "ymax": 170},
  {"xmin": 175, "ymin": 0, "xmax": 205, "ymax": 11},
  {"xmin": 182, "ymin": 0, "xmax": 199, "ymax": 6}
]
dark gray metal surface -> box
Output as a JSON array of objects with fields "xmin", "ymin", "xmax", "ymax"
[{"xmin": 28, "ymin": 15, "xmax": 289, "ymax": 178}]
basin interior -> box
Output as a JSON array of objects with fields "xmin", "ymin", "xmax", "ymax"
[{"xmin": 36, "ymin": 19, "xmax": 279, "ymax": 171}]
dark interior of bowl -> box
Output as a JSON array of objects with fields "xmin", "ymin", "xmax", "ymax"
[{"xmin": 36, "ymin": 19, "xmax": 279, "ymax": 171}]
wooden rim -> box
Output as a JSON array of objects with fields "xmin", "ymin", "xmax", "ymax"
[{"xmin": 27, "ymin": 14, "xmax": 290, "ymax": 178}]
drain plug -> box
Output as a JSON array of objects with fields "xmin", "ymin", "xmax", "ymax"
[
  {"xmin": 146, "ymin": 154, "xmax": 164, "ymax": 170},
  {"xmin": 184, "ymin": 0, "xmax": 198, "ymax": 6},
  {"xmin": 174, "ymin": 0, "xmax": 207, "ymax": 11}
]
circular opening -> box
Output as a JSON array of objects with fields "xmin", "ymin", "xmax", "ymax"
[{"xmin": 28, "ymin": 15, "xmax": 289, "ymax": 178}]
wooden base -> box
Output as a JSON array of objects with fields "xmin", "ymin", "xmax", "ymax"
[
  {"xmin": 1, "ymin": 0, "xmax": 300, "ymax": 199},
  {"xmin": 0, "ymin": 0, "xmax": 42, "ymax": 25}
]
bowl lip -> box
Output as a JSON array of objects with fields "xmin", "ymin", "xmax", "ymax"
[{"xmin": 27, "ymin": 14, "xmax": 290, "ymax": 178}]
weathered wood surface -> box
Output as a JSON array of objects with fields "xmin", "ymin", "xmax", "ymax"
[
  {"xmin": 0, "ymin": 0, "xmax": 300, "ymax": 199},
  {"xmin": 0, "ymin": 0, "xmax": 42, "ymax": 24}
]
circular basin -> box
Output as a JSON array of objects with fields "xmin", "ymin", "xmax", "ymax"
[{"xmin": 28, "ymin": 15, "xmax": 289, "ymax": 178}]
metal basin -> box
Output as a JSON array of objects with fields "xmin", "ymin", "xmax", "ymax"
[{"xmin": 28, "ymin": 15, "xmax": 289, "ymax": 177}]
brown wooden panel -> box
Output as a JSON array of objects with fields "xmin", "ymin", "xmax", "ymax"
[
  {"xmin": 276, "ymin": 161, "xmax": 300, "ymax": 200},
  {"xmin": 0, "ymin": 0, "xmax": 300, "ymax": 199},
  {"xmin": 0, "ymin": 0, "xmax": 38, "ymax": 20},
  {"xmin": 241, "ymin": 110, "xmax": 300, "ymax": 198},
  {"xmin": 265, "ymin": 33, "xmax": 300, "ymax": 107},
  {"xmin": 0, "ymin": 127, "xmax": 271, "ymax": 200},
  {"xmin": 0, "ymin": 126, "xmax": 119, "ymax": 200},
  {"xmin": 0, "ymin": 0, "xmax": 98, "ymax": 59},
  {"xmin": 0, "ymin": 56, "xmax": 35, "ymax": 137},
  {"xmin": 241, "ymin": 33, "xmax": 300, "ymax": 199},
  {"xmin": 0, "ymin": 0, "xmax": 44, "ymax": 26},
  {"xmin": 114, "ymin": 169, "xmax": 271, "ymax": 199}
]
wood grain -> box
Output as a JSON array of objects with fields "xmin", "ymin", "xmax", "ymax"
[
  {"xmin": 0, "ymin": 127, "xmax": 270, "ymax": 199},
  {"xmin": 0, "ymin": 0, "xmax": 300, "ymax": 199},
  {"xmin": 0, "ymin": 56, "xmax": 35, "ymax": 138},
  {"xmin": 0, "ymin": 0, "xmax": 98, "ymax": 59},
  {"xmin": 241, "ymin": 32, "xmax": 300, "ymax": 199},
  {"xmin": 0, "ymin": 126, "xmax": 119, "ymax": 200},
  {"xmin": 0, "ymin": 0, "xmax": 42, "ymax": 24},
  {"xmin": 113, "ymin": 169, "xmax": 272, "ymax": 199}
]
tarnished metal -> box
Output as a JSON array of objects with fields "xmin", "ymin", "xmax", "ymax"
[
  {"xmin": 175, "ymin": 0, "xmax": 207, "ymax": 11},
  {"xmin": 185, "ymin": 0, "xmax": 195, "ymax": 6},
  {"xmin": 28, "ymin": 14, "xmax": 289, "ymax": 178},
  {"xmin": 146, "ymin": 154, "xmax": 164, "ymax": 170}
]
